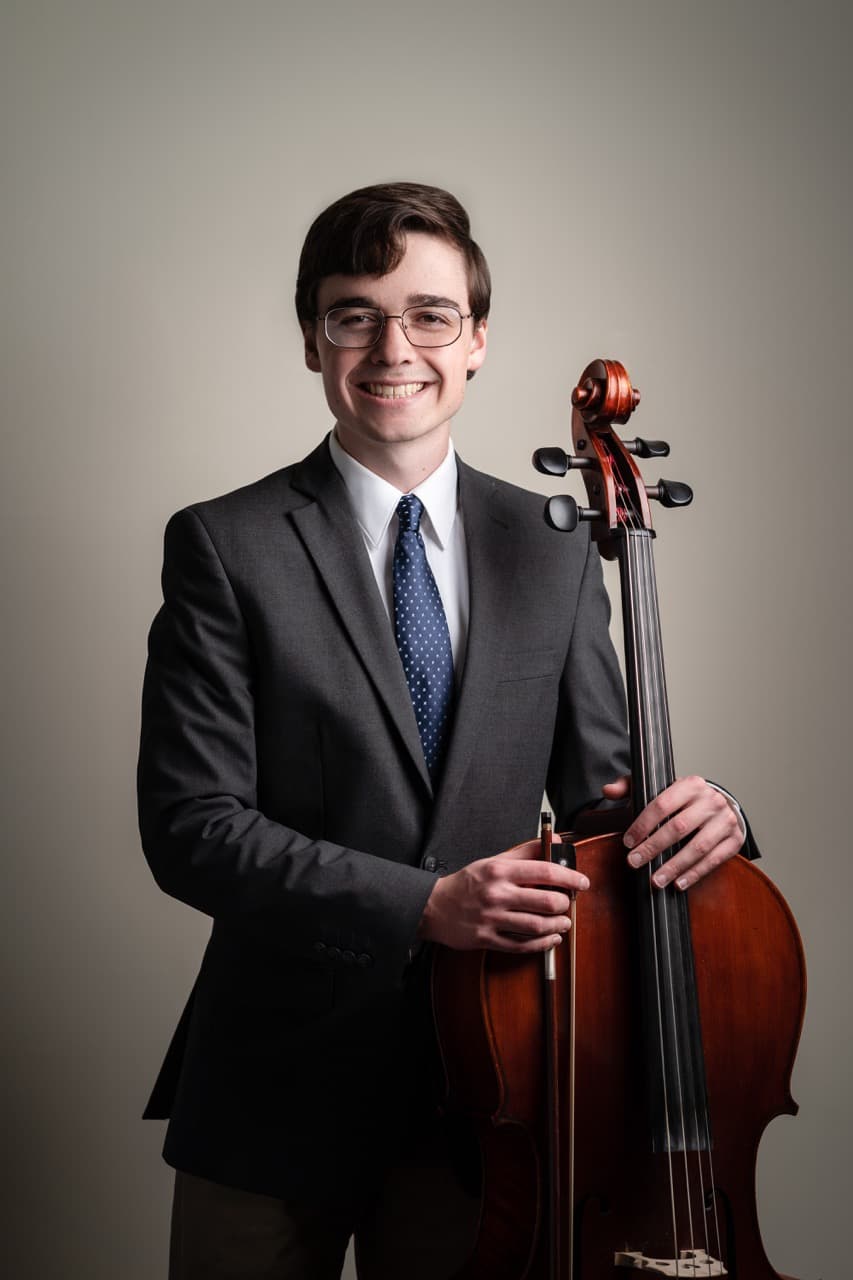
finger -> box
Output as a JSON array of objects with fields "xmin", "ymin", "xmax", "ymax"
[
  {"xmin": 625, "ymin": 797, "xmax": 715, "ymax": 868},
  {"xmin": 492, "ymin": 910, "xmax": 572, "ymax": 938},
  {"xmin": 660, "ymin": 834, "xmax": 743, "ymax": 891},
  {"xmin": 625, "ymin": 785, "xmax": 731, "ymax": 864},
  {"xmin": 511, "ymin": 887, "xmax": 574, "ymax": 915},
  {"xmin": 486, "ymin": 929, "xmax": 566, "ymax": 954},
  {"xmin": 630, "ymin": 786, "xmax": 740, "ymax": 874},
  {"xmin": 488, "ymin": 858, "xmax": 590, "ymax": 893},
  {"xmin": 468, "ymin": 881, "xmax": 574, "ymax": 923},
  {"xmin": 650, "ymin": 815, "xmax": 743, "ymax": 889},
  {"xmin": 624, "ymin": 775, "xmax": 712, "ymax": 847},
  {"xmin": 602, "ymin": 775, "xmax": 630, "ymax": 799}
]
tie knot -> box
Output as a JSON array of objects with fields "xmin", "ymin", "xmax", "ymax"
[{"xmin": 396, "ymin": 493, "xmax": 424, "ymax": 533}]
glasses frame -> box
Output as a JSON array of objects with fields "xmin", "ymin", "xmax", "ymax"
[{"xmin": 317, "ymin": 305, "xmax": 474, "ymax": 350}]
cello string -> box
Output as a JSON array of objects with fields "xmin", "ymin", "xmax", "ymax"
[
  {"xmin": 618, "ymin": 494, "xmax": 681, "ymax": 1265},
  {"xmin": 631, "ymin": 489, "xmax": 711, "ymax": 1271},
  {"xmin": 637, "ymin": 538, "xmax": 718, "ymax": 1272},
  {"xmin": 638, "ymin": 532, "xmax": 701, "ymax": 1272},
  {"xmin": 615, "ymin": 434, "xmax": 723, "ymax": 1276},
  {"xmin": 637, "ymin": 529, "xmax": 719, "ymax": 1275},
  {"xmin": 621, "ymin": 449, "xmax": 715, "ymax": 1273},
  {"xmin": 632, "ymin": 529, "xmax": 693, "ymax": 1269},
  {"xmin": 639, "ymin": 534, "xmax": 700, "ymax": 1263}
]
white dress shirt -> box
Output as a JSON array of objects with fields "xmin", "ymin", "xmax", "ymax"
[{"xmin": 328, "ymin": 432, "xmax": 469, "ymax": 679}]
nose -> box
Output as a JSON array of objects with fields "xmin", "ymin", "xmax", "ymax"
[{"xmin": 370, "ymin": 314, "xmax": 414, "ymax": 365}]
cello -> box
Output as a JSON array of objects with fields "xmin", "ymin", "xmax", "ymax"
[{"xmin": 432, "ymin": 358, "xmax": 806, "ymax": 1279}]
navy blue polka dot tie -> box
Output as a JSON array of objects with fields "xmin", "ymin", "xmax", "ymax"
[{"xmin": 393, "ymin": 494, "xmax": 454, "ymax": 782}]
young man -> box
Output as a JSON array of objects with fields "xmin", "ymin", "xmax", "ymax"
[{"xmin": 139, "ymin": 183, "xmax": 746, "ymax": 1279}]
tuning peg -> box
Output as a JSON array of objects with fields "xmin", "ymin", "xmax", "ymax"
[
  {"xmin": 646, "ymin": 479, "xmax": 693, "ymax": 508},
  {"xmin": 624, "ymin": 437, "xmax": 670, "ymax": 458},
  {"xmin": 533, "ymin": 447, "xmax": 596, "ymax": 476},
  {"xmin": 545, "ymin": 496, "xmax": 578, "ymax": 531},
  {"xmin": 544, "ymin": 496, "xmax": 602, "ymax": 532},
  {"xmin": 533, "ymin": 448, "xmax": 570, "ymax": 476}
]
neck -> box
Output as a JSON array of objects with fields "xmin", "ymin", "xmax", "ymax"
[{"xmin": 333, "ymin": 426, "xmax": 451, "ymax": 492}]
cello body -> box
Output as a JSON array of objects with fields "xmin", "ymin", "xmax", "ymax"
[
  {"xmin": 432, "ymin": 360, "xmax": 806, "ymax": 1279},
  {"xmin": 434, "ymin": 838, "xmax": 805, "ymax": 1278}
]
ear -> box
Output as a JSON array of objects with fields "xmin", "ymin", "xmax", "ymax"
[
  {"xmin": 466, "ymin": 319, "xmax": 488, "ymax": 376},
  {"xmin": 303, "ymin": 323, "xmax": 322, "ymax": 373}
]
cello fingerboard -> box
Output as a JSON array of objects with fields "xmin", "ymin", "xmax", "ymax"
[{"xmin": 620, "ymin": 528, "xmax": 711, "ymax": 1154}]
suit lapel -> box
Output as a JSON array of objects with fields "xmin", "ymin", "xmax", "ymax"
[{"xmin": 289, "ymin": 440, "xmax": 432, "ymax": 793}]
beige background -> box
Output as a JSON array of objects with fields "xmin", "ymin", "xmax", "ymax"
[{"xmin": 2, "ymin": 2, "xmax": 849, "ymax": 1277}]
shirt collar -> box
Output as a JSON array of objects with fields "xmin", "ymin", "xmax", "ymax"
[{"xmin": 328, "ymin": 432, "xmax": 459, "ymax": 549}]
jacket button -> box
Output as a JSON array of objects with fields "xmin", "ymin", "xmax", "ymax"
[
  {"xmin": 327, "ymin": 946, "xmax": 341, "ymax": 961},
  {"xmin": 342, "ymin": 950, "xmax": 355, "ymax": 965},
  {"xmin": 356, "ymin": 953, "xmax": 373, "ymax": 967},
  {"xmin": 313, "ymin": 940, "xmax": 326, "ymax": 953},
  {"xmin": 423, "ymin": 856, "xmax": 438, "ymax": 872}
]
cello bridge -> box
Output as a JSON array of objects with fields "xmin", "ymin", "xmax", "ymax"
[{"xmin": 614, "ymin": 1249, "xmax": 727, "ymax": 1275}]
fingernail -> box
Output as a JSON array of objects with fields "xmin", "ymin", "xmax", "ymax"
[
  {"xmin": 676, "ymin": 876, "xmax": 689, "ymax": 890},
  {"xmin": 552, "ymin": 935, "xmax": 563, "ymax": 946},
  {"xmin": 623, "ymin": 834, "xmax": 635, "ymax": 849},
  {"xmin": 653, "ymin": 872, "xmax": 667, "ymax": 888},
  {"xmin": 579, "ymin": 875, "xmax": 590, "ymax": 890},
  {"xmin": 627, "ymin": 852, "xmax": 642, "ymax": 868}
]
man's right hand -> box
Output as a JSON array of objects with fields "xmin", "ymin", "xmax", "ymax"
[{"xmin": 417, "ymin": 838, "xmax": 590, "ymax": 952}]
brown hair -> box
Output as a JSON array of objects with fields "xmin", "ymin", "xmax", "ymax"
[{"xmin": 295, "ymin": 182, "xmax": 491, "ymax": 328}]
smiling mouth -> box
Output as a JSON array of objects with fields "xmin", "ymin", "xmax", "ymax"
[{"xmin": 359, "ymin": 381, "xmax": 427, "ymax": 400}]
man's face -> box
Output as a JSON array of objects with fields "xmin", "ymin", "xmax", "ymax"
[{"xmin": 304, "ymin": 232, "xmax": 487, "ymax": 466}]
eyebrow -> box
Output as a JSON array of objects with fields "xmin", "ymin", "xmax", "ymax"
[
  {"xmin": 323, "ymin": 292, "xmax": 464, "ymax": 312},
  {"xmin": 407, "ymin": 293, "xmax": 463, "ymax": 310},
  {"xmin": 323, "ymin": 295, "xmax": 377, "ymax": 311}
]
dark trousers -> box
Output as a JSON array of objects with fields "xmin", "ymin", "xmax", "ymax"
[{"xmin": 168, "ymin": 1126, "xmax": 481, "ymax": 1280}]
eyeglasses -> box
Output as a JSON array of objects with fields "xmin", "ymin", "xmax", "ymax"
[{"xmin": 318, "ymin": 305, "xmax": 473, "ymax": 349}]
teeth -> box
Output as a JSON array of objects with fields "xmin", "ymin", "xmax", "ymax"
[{"xmin": 363, "ymin": 382, "xmax": 425, "ymax": 399}]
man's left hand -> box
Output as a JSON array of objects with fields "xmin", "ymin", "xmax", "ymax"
[{"xmin": 601, "ymin": 775, "xmax": 745, "ymax": 891}]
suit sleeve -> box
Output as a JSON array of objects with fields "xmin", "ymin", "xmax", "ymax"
[
  {"xmin": 137, "ymin": 507, "xmax": 437, "ymax": 977},
  {"xmin": 545, "ymin": 531, "xmax": 632, "ymax": 828}
]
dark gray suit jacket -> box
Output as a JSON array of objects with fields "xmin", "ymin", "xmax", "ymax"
[{"xmin": 138, "ymin": 438, "xmax": 630, "ymax": 1209}]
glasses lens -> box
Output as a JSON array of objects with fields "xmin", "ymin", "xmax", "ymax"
[
  {"xmin": 325, "ymin": 308, "xmax": 384, "ymax": 348},
  {"xmin": 402, "ymin": 306, "xmax": 462, "ymax": 347},
  {"xmin": 323, "ymin": 305, "xmax": 465, "ymax": 348}
]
